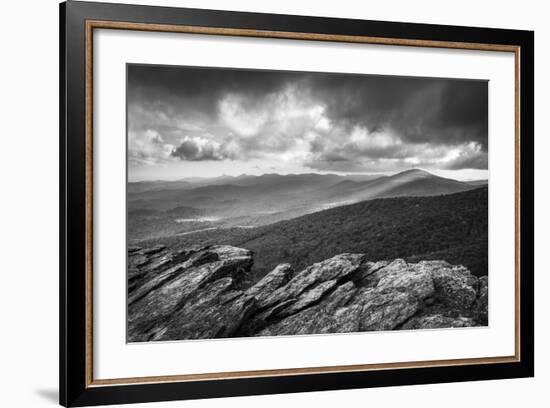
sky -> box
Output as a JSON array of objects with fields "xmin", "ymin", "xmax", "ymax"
[{"xmin": 127, "ymin": 64, "xmax": 488, "ymax": 181}]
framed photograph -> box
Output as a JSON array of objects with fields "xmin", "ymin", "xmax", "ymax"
[{"xmin": 60, "ymin": 1, "xmax": 534, "ymax": 406}]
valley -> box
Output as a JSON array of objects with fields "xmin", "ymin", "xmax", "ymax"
[{"xmin": 128, "ymin": 169, "xmax": 486, "ymax": 242}]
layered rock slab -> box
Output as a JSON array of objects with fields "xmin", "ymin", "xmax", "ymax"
[{"xmin": 127, "ymin": 245, "xmax": 488, "ymax": 342}]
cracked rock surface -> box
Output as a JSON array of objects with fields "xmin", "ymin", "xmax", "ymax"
[{"xmin": 127, "ymin": 245, "xmax": 488, "ymax": 342}]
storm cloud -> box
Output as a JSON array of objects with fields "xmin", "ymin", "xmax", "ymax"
[
  {"xmin": 171, "ymin": 136, "xmax": 234, "ymax": 161},
  {"xmin": 127, "ymin": 64, "xmax": 488, "ymax": 174}
]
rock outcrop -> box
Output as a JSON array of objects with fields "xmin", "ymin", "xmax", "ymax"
[{"xmin": 128, "ymin": 245, "xmax": 488, "ymax": 342}]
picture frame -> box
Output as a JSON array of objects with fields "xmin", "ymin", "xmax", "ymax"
[{"xmin": 59, "ymin": 1, "xmax": 534, "ymax": 406}]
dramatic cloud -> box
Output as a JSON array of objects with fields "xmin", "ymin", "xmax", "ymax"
[
  {"xmin": 128, "ymin": 129, "xmax": 174, "ymax": 166},
  {"xmin": 306, "ymin": 74, "xmax": 488, "ymax": 150},
  {"xmin": 171, "ymin": 136, "xmax": 235, "ymax": 161},
  {"xmin": 127, "ymin": 64, "xmax": 488, "ymax": 175}
]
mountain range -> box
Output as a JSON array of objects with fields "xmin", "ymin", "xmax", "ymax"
[{"xmin": 128, "ymin": 169, "xmax": 487, "ymax": 241}]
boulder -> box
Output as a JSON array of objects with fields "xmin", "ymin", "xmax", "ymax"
[
  {"xmin": 245, "ymin": 263, "xmax": 293, "ymax": 305},
  {"xmin": 375, "ymin": 260, "xmax": 435, "ymax": 299},
  {"xmin": 275, "ymin": 279, "xmax": 339, "ymax": 318},
  {"xmin": 152, "ymin": 277, "xmax": 257, "ymax": 341},
  {"xmin": 127, "ymin": 245, "xmax": 253, "ymax": 341},
  {"xmin": 431, "ymin": 265, "xmax": 478, "ymax": 311},
  {"xmin": 258, "ymin": 253, "xmax": 366, "ymax": 309},
  {"xmin": 358, "ymin": 290, "xmax": 420, "ymax": 331},
  {"xmin": 257, "ymin": 282, "xmax": 359, "ymax": 336}
]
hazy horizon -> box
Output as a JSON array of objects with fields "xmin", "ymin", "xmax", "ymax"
[{"xmin": 128, "ymin": 167, "xmax": 488, "ymax": 183}]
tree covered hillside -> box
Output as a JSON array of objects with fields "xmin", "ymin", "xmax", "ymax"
[{"xmin": 142, "ymin": 187, "xmax": 488, "ymax": 285}]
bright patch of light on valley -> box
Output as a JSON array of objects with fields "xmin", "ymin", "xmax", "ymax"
[{"xmin": 175, "ymin": 217, "xmax": 221, "ymax": 223}]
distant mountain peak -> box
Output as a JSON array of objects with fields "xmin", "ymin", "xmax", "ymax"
[{"xmin": 395, "ymin": 168, "xmax": 433, "ymax": 177}]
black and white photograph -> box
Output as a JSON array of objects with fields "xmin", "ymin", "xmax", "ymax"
[{"xmin": 126, "ymin": 64, "xmax": 489, "ymax": 343}]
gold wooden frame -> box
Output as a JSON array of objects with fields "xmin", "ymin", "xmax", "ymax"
[{"xmin": 84, "ymin": 20, "xmax": 522, "ymax": 388}]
